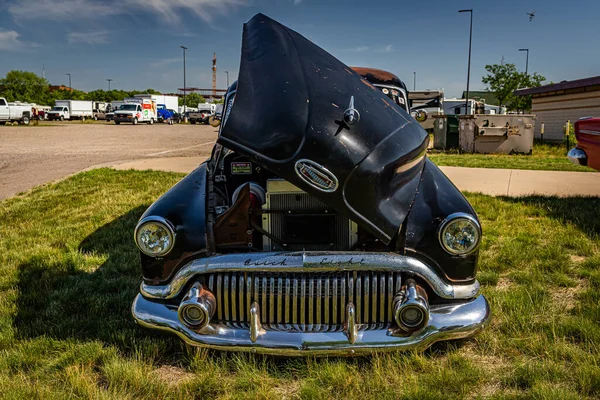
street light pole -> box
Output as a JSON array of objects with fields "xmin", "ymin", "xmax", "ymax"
[
  {"xmin": 519, "ymin": 48, "xmax": 529, "ymax": 76},
  {"xmin": 459, "ymin": 9, "xmax": 473, "ymax": 115},
  {"xmin": 225, "ymin": 70, "xmax": 229, "ymax": 88},
  {"xmin": 106, "ymin": 79, "xmax": 113, "ymax": 91},
  {"xmin": 180, "ymin": 45, "xmax": 187, "ymax": 113},
  {"xmin": 66, "ymin": 73, "xmax": 72, "ymax": 100},
  {"xmin": 413, "ymin": 72, "xmax": 416, "ymax": 91}
]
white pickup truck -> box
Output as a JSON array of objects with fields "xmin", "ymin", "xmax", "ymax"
[
  {"xmin": 189, "ymin": 103, "xmax": 216, "ymax": 124},
  {"xmin": 0, "ymin": 98, "xmax": 32, "ymax": 125}
]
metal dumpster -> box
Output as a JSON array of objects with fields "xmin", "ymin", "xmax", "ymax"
[
  {"xmin": 432, "ymin": 115, "xmax": 460, "ymax": 150},
  {"xmin": 459, "ymin": 114, "xmax": 536, "ymax": 154}
]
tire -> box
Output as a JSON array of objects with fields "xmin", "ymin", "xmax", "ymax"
[
  {"xmin": 0, "ymin": 122, "xmax": 6, "ymax": 125},
  {"xmin": 20, "ymin": 116, "xmax": 30, "ymax": 126},
  {"xmin": 191, "ymin": 120, "xmax": 196, "ymax": 124},
  {"xmin": 133, "ymin": 117, "xmax": 138, "ymax": 125},
  {"xmin": 115, "ymin": 121, "xmax": 120, "ymax": 125},
  {"xmin": 60, "ymin": 116, "xmax": 64, "ymax": 121},
  {"xmin": 93, "ymin": 115, "xmax": 98, "ymax": 121}
]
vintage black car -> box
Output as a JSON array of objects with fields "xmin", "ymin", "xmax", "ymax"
[{"xmin": 131, "ymin": 14, "xmax": 490, "ymax": 356}]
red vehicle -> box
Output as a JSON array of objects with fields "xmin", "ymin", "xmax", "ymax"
[{"xmin": 568, "ymin": 117, "xmax": 600, "ymax": 171}]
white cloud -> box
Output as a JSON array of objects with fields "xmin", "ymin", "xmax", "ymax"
[
  {"xmin": 9, "ymin": 0, "xmax": 119, "ymax": 21},
  {"xmin": 67, "ymin": 31, "xmax": 112, "ymax": 45},
  {"xmin": 150, "ymin": 58, "xmax": 181, "ymax": 68},
  {"xmin": 377, "ymin": 44, "xmax": 393, "ymax": 53},
  {"xmin": 343, "ymin": 46, "xmax": 370, "ymax": 52},
  {"xmin": 293, "ymin": 0, "xmax": 303, "ymax": 4},
  {"xmin": 9, "ymin": 0, "xmax": 247, "ymax": 24},
  {"xmin": 0, "ymin": 29, "xmax": 38, "ymax": 51}
]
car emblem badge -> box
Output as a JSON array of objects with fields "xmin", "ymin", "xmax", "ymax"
[{"xmin": 294, "ymin": 159, "xmax": 338, "ymax": 192}]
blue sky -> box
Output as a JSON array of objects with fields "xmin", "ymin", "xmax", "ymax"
[{"xmin": 1, "ymin": 0, "xmax": 598, "ymax": 97}]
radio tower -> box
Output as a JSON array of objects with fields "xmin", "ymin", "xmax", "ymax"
[{"xmin": 212, "ymin": 53, "xmax": 217, "ymax": 97}]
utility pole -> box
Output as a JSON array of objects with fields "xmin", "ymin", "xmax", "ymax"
[
  {"xmin": 180, "ymin": 46, "xmax": 187, "ymax": 112},
  {"xmin": 66, "ymin": 73, "xmax": 72, "ymax": 100},
  {"xmin": 212, "ymin": 53, "xmax": 217, "ymax": 98},
  {"xmin": 519, "ymin": 48, "xmax": 529, "ymax": 76},
  {"xmin": 225, "ymin": 70, "xmax": 229, "ymax": 88},
  {"xmin": 106, "ymin": 79, "xmax": 113, "ymax": 91},
  {"xmin": 459, "ymin": 9, "xmax": 473, "ymax": 115},
  {"xmin": 413, "ymin": 72, "xmax": 416, "ymax": 91}
]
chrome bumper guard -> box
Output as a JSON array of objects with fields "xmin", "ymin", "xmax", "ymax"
[{"xmin": 132, "ymin": 252, "xmax": 490, "ymax": 355}]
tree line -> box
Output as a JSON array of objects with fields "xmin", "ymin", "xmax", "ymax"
[{"xmin": 0, "ymin": 70, "xmax": 207, "ymax": 107}]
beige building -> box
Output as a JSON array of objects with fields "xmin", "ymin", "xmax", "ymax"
[{"xmin": 514, "ymin": 76, "xmax": 600, "ymax": 141}]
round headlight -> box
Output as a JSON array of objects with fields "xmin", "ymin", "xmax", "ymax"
[
  {"xmin": 135, "ymin": 216, "xmax": 175, "ymax": 257},
  {"xmin": 438, "ymin": 213, "xmax": 481, "ymax": 255}
]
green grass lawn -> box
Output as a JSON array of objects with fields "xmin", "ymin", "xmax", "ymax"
[
  {"xmin": 1, "ymin": 169, "xmax": 599, "ymax": 399},
  {"xmin": 428, "ymin": 142, "xmax": 596, "ymax": 172}
]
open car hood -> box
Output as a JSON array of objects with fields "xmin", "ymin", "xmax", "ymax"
[{"xmin": 218, "ymin": 13, "xmax": 429, "ymax": 243}]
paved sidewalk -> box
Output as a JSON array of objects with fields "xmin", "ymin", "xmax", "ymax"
[{"xmin": 108, "ymin": 157, "xmax": 600, "ymax": 197}]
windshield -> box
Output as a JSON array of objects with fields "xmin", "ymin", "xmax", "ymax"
[
  {"xmin": 51, "ymin": 106, "xmax": 64, "ymax": 111},
  {"xmin": 119, "ymin": 104, "xmax": 138, "ymax": 111}
]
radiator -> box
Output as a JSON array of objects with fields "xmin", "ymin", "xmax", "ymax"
[{"xmin": 261, "ymin": 180, "xmax": 358, "ymax": 251}]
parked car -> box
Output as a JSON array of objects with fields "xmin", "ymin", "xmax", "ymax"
[
  {"xmin": 568, "ymin": 117, "xmax": 600, "ymax": 171},
  {"xmin": 92, "ymin": 101, "xmax": 108, "ymax": 120},
  {"xmin": 0, "ymin": 98, "xmax": 31, "ymax": 125},
  {"xmin": 209, "ymin": 103, "xmax": 224, "ymax": 127},
  {"xmin": 157, "ymin": 104, "xmax": 175, "ymax": 123},
  {"xmin": 189, "ymin": 103, "xmax": 215, "ymax": 124},
  {"xmin": 169, "ymin": 109, "xmax": 182, "ymax": 124},
  {"xmin": 351, "ymin": 67, "xmax": 410, "ymax": 113},
  {"xmin": 131, "ymin": 14, "xmax": 490, "ymax": 356}
]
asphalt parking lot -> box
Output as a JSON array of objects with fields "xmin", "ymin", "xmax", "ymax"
[{"xmin": 0, "ymin": 122, "xmax": 218, "ymax": 200}]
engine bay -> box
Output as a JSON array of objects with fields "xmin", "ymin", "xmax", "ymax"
[{"xmin": 210, "ymin": 147, "xmax": 388, "ymax": 253}]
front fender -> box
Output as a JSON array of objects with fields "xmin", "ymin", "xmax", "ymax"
[
  {"xmin": 402, "ymin": 159, "xmax": 479, "ymax": 282},
  {"xmin": 139, "ymin": 163, "xmax": 208, "ymax": 284}
]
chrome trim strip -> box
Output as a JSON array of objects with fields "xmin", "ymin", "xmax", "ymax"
[
  {"xmin": 132, "ymin": 293, "xmax": 490, "ymax": 356},
  {"xmin": 580, "ymin": 129, "xmax": 600, "ymax": 136},
  {"xmin": 140, "ymin": 252, "xmax": 480, "ymax": 300}
]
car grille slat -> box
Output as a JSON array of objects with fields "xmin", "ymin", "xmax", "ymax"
[{"xmin": 207, "ymin": 271, "xmax": 401, "ymax": 331}]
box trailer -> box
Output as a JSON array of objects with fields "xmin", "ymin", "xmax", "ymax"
[
  {"xmin": 48, "ymin": 100, "xmax": 93, "ymax": 120},
  {"xmin": 114, "ymin": 98, "xmax": 157, "ymax": 125},
  {"xmin": 134, "ymin": 94, "xmax": 178, "ymax": 113}
]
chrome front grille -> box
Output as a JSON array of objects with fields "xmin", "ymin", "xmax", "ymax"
[{"xmin": 204, "ymin": 271, "xmax": 402, "ymax": 331}]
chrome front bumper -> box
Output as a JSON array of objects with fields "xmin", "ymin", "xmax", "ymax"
[
  {"xmin": 132, "ymin": 252, "xmax": 490, "ymax": 356},
  {"xmin": 133, "ymin": 294, "xmax": 489, "ymax": 356},
  {"xmin": 568, "ymin": 148, "xmax": 587, "ymax": 166}
]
